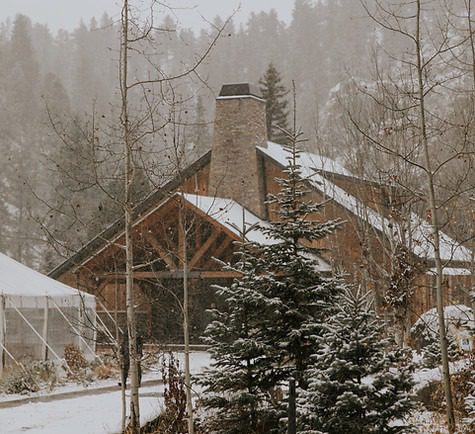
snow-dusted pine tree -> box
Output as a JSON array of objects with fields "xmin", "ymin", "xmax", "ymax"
[
  {"xmin": 299, "ymin": 287, "xmax": 415, "ymax": 434},
  {"xmin": 256, "ymin": 128, "xmax": 345, "ymax": 384},
  {"xmin": 464, "ymin": 391, "xmax": 475, "ymax": 432},
  {"xmin": 197, "ymin": 126, "xmax": 345, "ymax": 433},
  {"xmin": 197, "ymin": 237, "xmax": 281, "ymax": 434}
]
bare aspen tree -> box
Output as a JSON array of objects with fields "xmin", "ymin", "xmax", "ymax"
[
  {"xmin": 178, "ymin": 202, "xmax": 194, "ymax": 434},
  {"xmin": 117, "ymin": 3, "xmax": 231, "ymax": 431},
  {"xmin": 413, "ymin": 1, "xmax": 455, "ymax": 429},
  {"xmin": 358, "ymin": 0, "xmax": 475, "ymax": 430},
  {"xmin": 119, "ymin": 1, "xmax": 141, "ymax": 431}
]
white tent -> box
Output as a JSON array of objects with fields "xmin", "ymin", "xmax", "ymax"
[{"xmin": 0, "ymin": 252, "xmax": 96, "ymax": 374}]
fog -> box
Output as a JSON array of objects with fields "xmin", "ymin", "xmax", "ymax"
[
  {"xmin": 0, "ymin": 0, "xmax": 294, "ymax": 34},
  {"xmin": 0, "ymin": 0, "xmax": 473, "ymax": 271}
]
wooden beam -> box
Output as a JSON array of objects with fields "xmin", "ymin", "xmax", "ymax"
[
  {"xmin": 180, "ymin": 197, "xmax": 241, "ymax": 244},
  {"xmin": 189, "ymin": 229, "xmax": 221, "ymax": 268},
  {"xmin": 207, "ymin": 237, "xmax": 233, "ymax": 266},
  {"xmin": 98, "ymin": 270, "xmax": 241, "ymax": 279},
  {"xmin": 200, "ymin": 271, "xmax": 241, "ymax": 279},
  {"xmin": 144, "ymin": 233, "xmax": 176, "ymax": 270},
  {"xmin": 194, "ymin": 220, "xmax": 202, "ymax": 251}
]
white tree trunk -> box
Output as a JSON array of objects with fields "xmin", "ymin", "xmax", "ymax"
[
  {"xmin": 179, "ymin": 205, "xmax": 194, "ymax": 434},
  {"xmin": 121, "ymin": 1, "xmax": 140, "ymax": 432},
  {"xmin": 415, "ymin": 1, "xmax": 455, "ymax": 431}
]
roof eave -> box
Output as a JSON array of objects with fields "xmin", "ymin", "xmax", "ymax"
[{"xmin": 49, "ymin": 150, "xmax": 212, "ymax": 279}]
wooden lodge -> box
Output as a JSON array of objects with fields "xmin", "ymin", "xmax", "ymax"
[{"xmin": 49, "ymin": 83, "xmax": 474, "ymax": 343}]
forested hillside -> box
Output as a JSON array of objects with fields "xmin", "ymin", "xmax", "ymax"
[{"xmin": 0, "ymin": 0, "xmax": 473, "ymax": 269}]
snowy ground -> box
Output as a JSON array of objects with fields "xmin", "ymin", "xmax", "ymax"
[
  {"xmin": 0, "ymin": 351, "xmax": 211, "ymax": 434},
  {"xmin": 1, "ymin": 384, "xmax": 165, "ymax": 434},
  {"xmin": 0, "ymin": 351, "xmax": 464, "ymax": 433}
]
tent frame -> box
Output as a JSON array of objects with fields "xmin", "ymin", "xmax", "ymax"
[{"xmin": 0, "ymin": 293, "xmax": 98, "ymax": 377}]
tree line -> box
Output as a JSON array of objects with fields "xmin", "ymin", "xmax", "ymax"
[{"xmin": 0, "ymin": 0, "xmax": 383, "ymax": 268}]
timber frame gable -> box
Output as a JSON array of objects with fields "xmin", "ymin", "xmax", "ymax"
[{"xmin": 56, "ymin": 193, "xmax": 265, "ymax": 342}]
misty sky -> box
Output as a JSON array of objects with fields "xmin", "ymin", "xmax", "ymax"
[{"xmin": 1, "ymin": 0, "xmax": 294, "ymax": 33}]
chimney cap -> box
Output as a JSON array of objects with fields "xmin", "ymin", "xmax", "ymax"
[{"xmin": 218, "ymin": 83, "xmax": 263, "ymax": 99}]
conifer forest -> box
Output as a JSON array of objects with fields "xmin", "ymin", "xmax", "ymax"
[{"xmin": 1, "ymin": 1, "xmax": 475, "ymax": 433}]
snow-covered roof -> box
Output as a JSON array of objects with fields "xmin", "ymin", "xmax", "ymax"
[
  {"xmin": 259, "ymin": 141, "xmax": 353, "ymax": 177},
  {"xmin": 409, "ymin": 213, "xmax": 472, "ymax": 263},
  {"xmin": 0, "ymin": 252, "xmax": 94, "ymax": 300},
  {"xmin": 414, "ymin": 304, "xmax": 474, "ymax": 333},
  {"xmin": 182, "ymin": 193, "xmax": 276, "ymax": 245},
  {"xmin": 182, "ymin": 193, "xmax": 332, "ymax": 272},
  {"xmin": 259, "ymin": 141, "xmax": 473, "ymax": 263}
]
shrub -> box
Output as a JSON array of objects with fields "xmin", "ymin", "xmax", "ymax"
[
  {"xmin": 0, "ymin": 367, "xmax": 39, "ymax": 394},
  {"xmin": 140, "ymin": 353, "xmax": 187, "ymax": 434},
  {"xmin": 64, "ymin": 344, "xmax": 87, "ymax": 376}
]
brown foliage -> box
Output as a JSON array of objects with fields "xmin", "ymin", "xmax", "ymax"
[
  {"xmin": 64, "ymin": 344, "xmax": 87, "ymax": 375},
  {"xmin": 140, "ymin": 353, "xmax": 187, "ymax": 434},
  {"xmin": 431, "ymin": 351, "xmax": 475, "ymax": 432}
]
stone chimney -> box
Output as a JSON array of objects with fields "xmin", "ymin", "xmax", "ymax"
[{"xmin": 208, "ymin": 83, "xmax": 268, "ymax": 218}]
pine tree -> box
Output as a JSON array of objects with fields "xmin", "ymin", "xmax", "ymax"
[
  {"xmin": 4, "ymin": 14, "xmax": 43, "ymax": 264},
  {"xmin": 411, "ymin": 311, "xmax": 462, "ymax": 370},
  {"xmin": 198, "ymin": 128, "xmax": 345, "ymax": 433},
  {"xmin": 256, "ymin": 129, "xmax": 344, "ymax": 383},
  {"xmin": 189, "ymin": 95, "xmax": 211, "ymax": 158},
  {"xmin": 461, "ymin": 354, "xmax": 475, "ymax": 432},
  {"xmin": 46, "ymin": 119, "xmax": 98, "ymax": 257},
  {"xmin": 197, "ymin": 237, "xmax": 281, "ymax": 434},
  {"xmin": 299, "ymin": 287, "xmax": 415, "ymax": 434},
  {"xmin": 259, "ymin": 63, "xmax": 290, "ymax": 144}
]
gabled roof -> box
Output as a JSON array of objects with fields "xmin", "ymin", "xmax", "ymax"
[
  {"xmin": 49, "ymin": 150, "xmax": 211, "ymax": 279},
  {"xmin": 258, "ymin": 141, "xmax": 472, "ymax": 264},
  {"xmin": 0, "ymin": 252, "xmax": 94, "ymax": 301},
  {"xmin": 51, "ymin": 139, "xmax": 472, "ymax": 279},
  {"xmin": 51, "ymin": 187, "xmax": 332, "ymax": 278}
]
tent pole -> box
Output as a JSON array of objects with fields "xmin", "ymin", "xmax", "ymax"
[
  {"xmin": 0, "ymin": 295, "xmax": 5, "ymax": 377},
  {"xmin": 98, "ymin": 300, "xmax": 124, "ymax": 335},
  {"xmin": 42, "ymin": 297, "xmax": 49, "ymax": 361},
  {"xmin": 10, "ymin": 301, "xmax": 73, "ymax": 375},
  {"xmin": 96, "ymin": 310, "xmax": 117, "ymax": 343},
  {"xmin": 0, "ymin": 340, "xmax": 20, "ymax": 367},
  {"xmin": 48, "ymin": 297, "xmax": 104, "ymax": 364},
  {"xmin": 92, "ymin": 302, "xmax": 98, "ymax": 356}
]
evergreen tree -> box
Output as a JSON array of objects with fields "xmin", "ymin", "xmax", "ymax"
[
  {"xmin": 259, "ymin": 63, "xmax": 290, "ymax": 144},
  {"xmin": 189, "ymin": 96, "xmax": 211, "ymax": 158},
  {"xmin": 197, "ymin": 237, "xmax": 281, "ymax": 434},
  {"xmin": 410, "ymin": 309, "xmax": 463, "ymax": 369},
  {"xmin": 198, "ymin": 128, "xmax": 345, "ymax": 433},
  {"xmin": 256, "ymin": 129, "xmax": 344, "ymax": 381},
  {"xmin": 4, "ymin": 14, "xmax": 43, "ymax": 264},
  {"xmin": 461, "ymin": 354, "xmax": 475, "ymax": 432},
  {"xmin": 299, "ymin": 287, "xmax": 415, "ymax": 434},
  {"xmin": 45, "ymin": 119, "xmax": 98, "ymax": 258}
]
